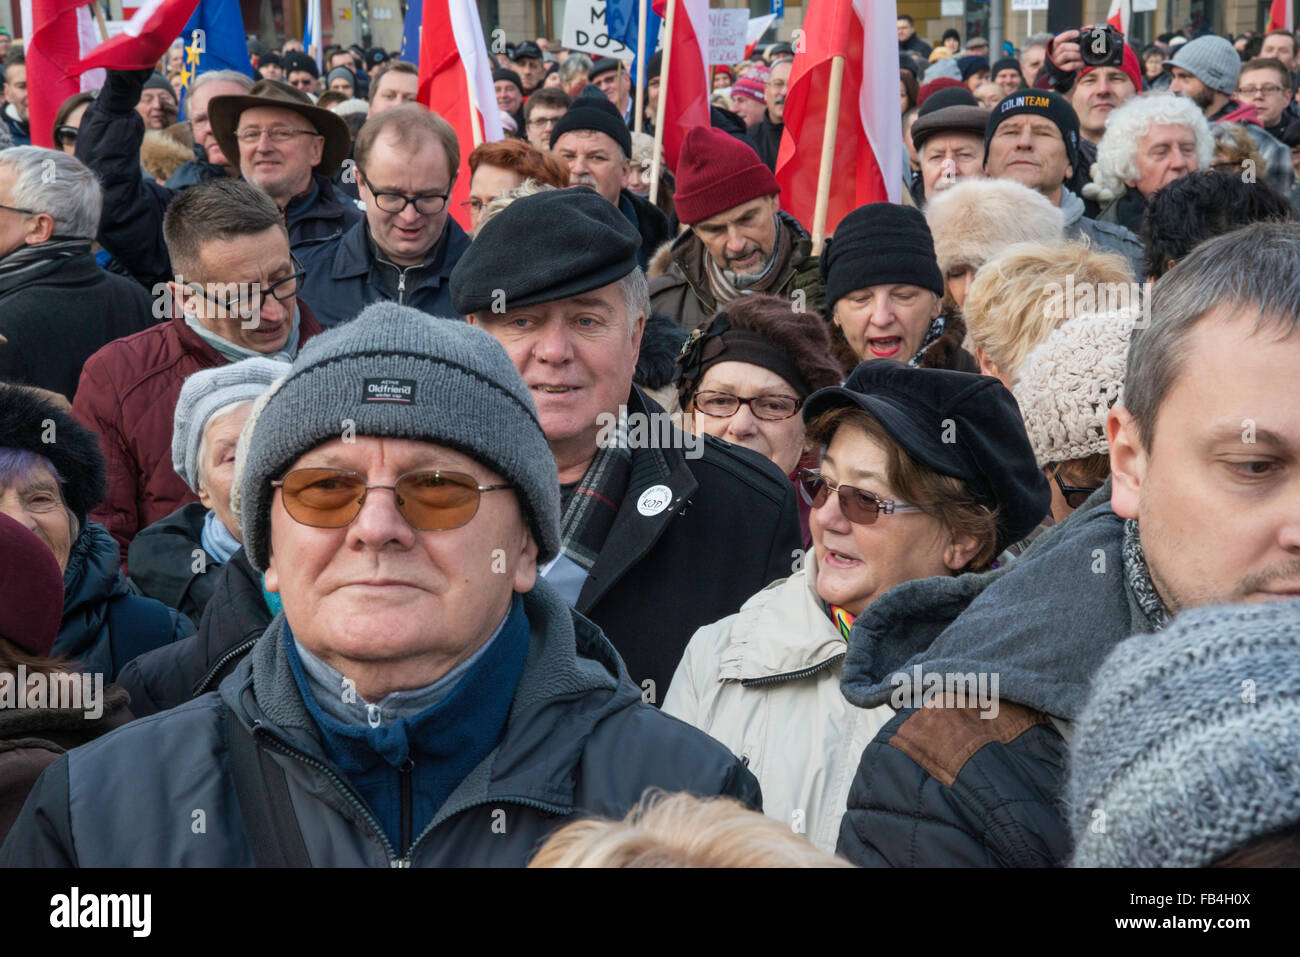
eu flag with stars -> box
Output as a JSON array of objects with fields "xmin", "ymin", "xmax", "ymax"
[
  {"xmin": 177, "ymin": 0, "xmax": 254, "ymax": 118},
  {"xmin": 606, "ymin": 0, "xmax": 661, "ymax": 88}
]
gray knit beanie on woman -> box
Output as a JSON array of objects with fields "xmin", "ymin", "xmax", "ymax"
[
  {"xmin": 1069, "ymin": 599, "xmax": 1300, "ymax": 867},
  {"xmin": 232, "ymin": 303, "xmax": 561, "ymax": 571}
]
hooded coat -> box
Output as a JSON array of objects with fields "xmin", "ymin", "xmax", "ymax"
[
  {"xmin": 126, "ymin": 502, "xmax": 222, "ymax": 623},
  {"xmin": 834, "ymin": 486, "xmax": 1166, "ymax": 867},
  {"xmin": 56, "ymin": 522, "xmax": 194, "ymax": 682},
  {"xmin": 0, "ymin": 579, "xmax": 760, "ymax": 866}
]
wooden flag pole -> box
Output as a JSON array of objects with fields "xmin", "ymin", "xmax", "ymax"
[
  {"xmin": 810, "ymin": 55, "xmax": 845, "ymax": 256},
  {"xmin": 616, "ymin": 57, "xmax": 626, "ymax": 117},
  {"xmin": 649, "ymin": 0, "xmax": 676, "ymax": 205},
  {"xmin": 634, "ymin": 0, "xmax": 648, "ymax": 134},
  {"xmin": 465, "ymin": 64, "xmax": 484, "ymax": 147}
]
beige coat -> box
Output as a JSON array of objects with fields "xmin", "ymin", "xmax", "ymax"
[{"xmin": 663, "ymin": 555, "xmax": 895, "ymax": 853}]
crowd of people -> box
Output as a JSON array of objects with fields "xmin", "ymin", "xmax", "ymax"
[{"xmin": 0, "ymin": 15, "xmax": 1297, "ymax": 869}]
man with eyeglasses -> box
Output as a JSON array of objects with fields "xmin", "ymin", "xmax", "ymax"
[
  {"xmin": 2, "ymin": 304, "xmax": 760, "ymax": 867},
  {"xmin": 72, "ymin": 179, "xmax": 324, "ymax": 568},
  {"xmin": 745, "ymin": 57, "xmax": 790, "ymax": 172},
  {"xmin": 522, "ymin": 85, "xmax": 570, "ymax": 152},
  {"xmin": 451, "ymin": 187, "xmax": 801, "ymax": 705},
  {"xmin": 295, "ymin": 105, "xmax": 469, "ymax": 329},
  {"xmin": 1237, "ymin": 57, "xmax": 1298, "ymax": 142},
  {"xmin": 76, "ymin": 73, "xmax": 361, "ymax": 289}
]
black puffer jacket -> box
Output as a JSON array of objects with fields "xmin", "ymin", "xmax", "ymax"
[
  {"xmin": 835, "ymin": 488, "xmax": 1162, "ymax": 867},
  {"xmin": 117, "ymin": 547, "xmax": 270, "ymax": 719},
  {"xmin": 127, "ymin": 503, "xmax": 224, "ymax": 623},
  {"xmin": 56, "ymin": 523, "xmax": 195, "ymax": 682},
  {"xmin": 0, "ymin": 579, "xmax": 760, "ymax": 866}
]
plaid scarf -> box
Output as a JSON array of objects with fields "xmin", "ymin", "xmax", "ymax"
[
  {"xmin": 703, "ymin": 215, "xmax": 792, "ymax": 305},
  {"xmin": 907, "ymin": 315, "xmax": 947, "ymax": 367},
  {"xmin": 557, "ymin": 407, "xmax": 633, "ymax": 573}
]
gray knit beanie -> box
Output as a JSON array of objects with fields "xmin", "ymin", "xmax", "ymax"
[
  {"xmin": 172, "ymin": 357, "xmax": 290, "ymax": 494},
  {"xmin": 1068, "ymin": 599, "xmax": 1300, "ymax": 867},
  {"xmin": 232, "ymin": 303, "xmax": 561, "ymax": 571},
  {"xmin": 1162, "ymin": 34, "xmax": 1241, "ymax": 95}
]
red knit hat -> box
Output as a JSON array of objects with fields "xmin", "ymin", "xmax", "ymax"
[
  {"xmin": 674, "ymin": 126, "xmax": 780, "ymax": 225},
  {"xmin": 917, "ymin": 76, "xmax": 966, "ymax": 106},
  {"xmin": 731, "ymin": 66, "xmax": 769, "ymax": 103},
  {"xmin": 1079, "ymin": 43, "xmax": 1142, "ymax": 95},
  {"xmin": 0, "ymin": 512, "xmax": 64, "ymax": 658}
]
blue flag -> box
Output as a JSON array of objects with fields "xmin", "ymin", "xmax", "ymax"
[
  {"xmin": 177, "ymin": 0, "xmax": 255, "ymax": 119},
  {"xmin": 400, "ymin": 1, "xmax": 422, "ymax": 65},
  {"xmin": 606, "ymin": 0, "xmax": 661, "ymax": 88}
]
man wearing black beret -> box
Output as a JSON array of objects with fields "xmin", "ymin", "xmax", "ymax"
[
  {"xmin": 551, "ymin": 87, "xmax": 670, "ymax": 269},
  {"xmin": 510, "ymin": 40, "xmax": 547, "ymax": 95},
  {"xmin": 450, "ymin": 187, "xmax": 802, "ymax": 704},
  {"xmin": 589, "ymin": 56, "xmax": 634, "ymax": 125}
]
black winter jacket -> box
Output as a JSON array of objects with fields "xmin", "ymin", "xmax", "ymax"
[
  {"xmin": 745, "ymin": 116, "xmax": 783, "ymax": 171},
  {"xmin": 0, "ymin": 579, "xmax": 760, "ymax": 866},
  {"xmin": 0, "ymin": 247, "xmax": 157, "ymax": 401},
  {"xmin": 568, "ymin": 387, "xmax": 802, "ymax": 704},
  {"xmin": 56, "ymin": 523, "xmax": 195, "ymax": 683},
  {"xmin": 117, "ymin": 547, "xmax": 270, "ymax": 719},
  {"xmin": 294, "ymin": 216, "xmax": 470, "ymax": 328},
  {"xmin": 835, "ymin": 489, "xmax": 1162, "ymax": 867},
  {"xmin": 620, "ymin": 189, "xmax": 672, "ymax": 272},
  {"xmin": 126, "ymin": 502, "xmax": 223, "ymax": 623},
  {"xmin": 77, "ymin": 96, "xmax": 362, "ymax": 286}
]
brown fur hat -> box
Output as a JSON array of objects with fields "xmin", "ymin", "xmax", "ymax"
[{"xmin": 924, "ymin": 177, "xmax": 1065, "ymax": 276}]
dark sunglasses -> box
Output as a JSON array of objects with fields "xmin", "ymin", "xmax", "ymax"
[
  {"xmin": 797, "ymin": 468, "xmax": 924, "ymax": 525},
  {"xmin": 1053, "ymin": 469, "xmax": 1101, "ymax": 510},
  {"xmin": 271, "ymin": 468, "xmax": 513, "ymax": 531},
  {"xmin": 54, "ymin": 125, "xmax": 78, "ymax": 146}
]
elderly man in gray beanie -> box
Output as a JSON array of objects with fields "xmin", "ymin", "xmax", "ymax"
[
  {"xmin": 0, "ymin": 302, "xmax": 759, "ymax": 868},
  {"xmin": 1165, "ymin": 34, "xmax": 1294, "ymax": 193},
  {"xmin": 127, "ymin": 357, "xmax": 288, "ymax": 622}
]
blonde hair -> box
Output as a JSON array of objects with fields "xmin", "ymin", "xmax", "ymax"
[
  {"xmin": 528, "ymin": 791, "xmax": 854, "ymax": 868},
  {"xmin": 962, "ymin": 240, "xmax": 1134, "ymax": 383}
]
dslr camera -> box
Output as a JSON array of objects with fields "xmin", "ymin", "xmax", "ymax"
[{"xmin": 1078, "ymin": 23, "xmax": 1125, "ymax": 68}]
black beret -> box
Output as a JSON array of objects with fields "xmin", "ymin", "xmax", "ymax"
[
  {"xmin": 803, "ymin": 360, "xmax": 1050, "ymax": 551},
  {"xmin": 492, "ymin": 67, "xmax": 524, "ymax": 93},
  {"xmin": 449, "ymin": 187, "xmax": 641, "ymax": 315},
  {"xmin": 550, "ymin": 85, "xmax": 632, "ymax": 157},
  {"xmin": 588, "ymin": 56, "xmax": 623, "ymax": 79}
]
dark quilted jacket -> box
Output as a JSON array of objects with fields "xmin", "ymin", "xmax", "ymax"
[{"xmin": 835, "ymin": 487, "xmax": 1160, "ymax": 867}]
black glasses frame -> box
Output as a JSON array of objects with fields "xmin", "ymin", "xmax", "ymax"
[
  {"xmin": 693, "ymin": 390, "xmax": 804, "ymax": 421},
  {"xmin": 357, "ymin": 169, "xmax": 450, "ymax": 215},
  {"xmin": 183, "ymin": 256, "xmax": 306, "ymax": 318},
  {"xmin": 1052, "ymin": 468, "xmax": 1100, "ymax": 510}
]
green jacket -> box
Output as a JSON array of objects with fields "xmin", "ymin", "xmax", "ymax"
[{"xmin": 647, "ymin": 212, "xmax": 826, "ymax": 331}]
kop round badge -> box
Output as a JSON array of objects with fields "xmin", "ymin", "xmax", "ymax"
[{"xmin": 637, "ymin": 484, "xmax": 673, "ymax": 517}]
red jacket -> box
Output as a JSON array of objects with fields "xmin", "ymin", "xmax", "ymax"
[{"xmin": 72, "ymin": 302, "xmax": 323, "ymax": 569}]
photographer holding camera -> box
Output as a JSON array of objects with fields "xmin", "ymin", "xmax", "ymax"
[{"xmin": 1033, "ymin": 26, "xmax": 1143, "ymax": 194}]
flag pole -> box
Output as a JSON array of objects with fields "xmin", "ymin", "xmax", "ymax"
[
  {"xmin": 465, "ymin": 63, "xmax": 484, "ymax": 147},
  {"xmin": 634, "ymin": 0, "xmax": 648, "ymax": 134},
  {"xmin": 617, "ymin": 57, "xmax": 626, "ymax": 117},
  {"xmin": 810, "ymin": 55, "xmax": 845, "ymax": 256},
  {"xmin": 649, "ymin": 0, "xmax": 676, "ymax": 204}
]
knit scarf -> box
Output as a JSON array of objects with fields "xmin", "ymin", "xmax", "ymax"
[
  {"xmin": 555, "ymin": 405, "xmax": 632, "ymax": 574},
  {"xmin": 704, "ymin": 214, "xmax": 791, "ymax": 304},
  {"xmin": 907, "ymin": 315, "xmax": 947, "ymax": 367},
  {"xmin": 183, "ymin": 307, "xmax": 301, "ymax": 364},
  {"xmin": 199, "ymin": 508, "xmax": 241, "ymax": 566},
  {"xmin": 0, "ymin": 238, "xmax": 90, "ymax": 291},
  {"xmin": 1121, "ymin": 519, "xmax": 1173, "ymax": 632}
]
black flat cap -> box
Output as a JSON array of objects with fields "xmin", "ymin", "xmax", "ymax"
[
  {"xmin": 512, "ymin": 41, "xmax": 543, "ymax": 62},
  {"xmin": 450, "ymin": 187, "xmax": 641, "ymax": 315},
  {"xmin": 803, "ymin": 359, "xmax": 1050, "ymax": 550},
  {"xmin": 589, "ymin": 56, "xmax": 625, "ymax": 79}
]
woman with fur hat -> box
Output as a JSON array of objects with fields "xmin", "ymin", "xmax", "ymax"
[
  {"xmin": 820, "ymin": 202, "xmax": 977, "ymax": 375},
  {"xmin": 664, "ymin": 359, "xmax": 1049, "ymax": 853},
  {"xmin": 0, "ymin": 384, "xmax": 193, "ymax": 681},
  {"xmin": 924, "ymin": 177, "xmax": 1066, "ymax": 307}
]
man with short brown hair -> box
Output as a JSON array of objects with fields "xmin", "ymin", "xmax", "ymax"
[{"xmin": 368, "ymin": 61, "xmax": 420, "ymax": 116}]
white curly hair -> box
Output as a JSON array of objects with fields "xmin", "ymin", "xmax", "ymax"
[{"xmin": 1082, "ymin": 92, "xmax": 1214, "ymax": 204}]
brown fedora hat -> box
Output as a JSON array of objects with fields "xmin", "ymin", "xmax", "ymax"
[{"xmin": 208, "ymin": 78, "xmax": 352, "ymax": 178}]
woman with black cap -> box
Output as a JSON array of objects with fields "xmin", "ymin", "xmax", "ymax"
[
  {"xmin": 820, "ymin": 201, "xmax": 977, "ymax": 375},
  {"xmin": 675, "ymin": 295, "xmax": 842, "ymax": 546},
  {"xmin": 663, "ymin": 358, "xmax": 1050, "ymax": 854}
]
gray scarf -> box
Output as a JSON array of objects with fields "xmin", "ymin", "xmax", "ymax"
[
  {"xmin": 0, "ymin": 238, "xmax": 89, "ymax": 291},
  {"xmin": 1121, "ymin": 519, "xmax": 1172, "ymax": 631},
  {"xmin": 183, "ymin": 306, "xmax": 302, "ymax": 363}
]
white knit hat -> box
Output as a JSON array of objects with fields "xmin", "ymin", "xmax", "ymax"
[{"xmin": 1013, "ymin": 310, "xmax": 1138, "ymax": 468}]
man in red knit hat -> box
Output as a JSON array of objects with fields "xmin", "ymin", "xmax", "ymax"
[{"xmin": 647, "ymin": 126, "xmax": 825, "ymax": 331}]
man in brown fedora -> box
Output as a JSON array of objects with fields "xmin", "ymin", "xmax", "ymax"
[{"xmin": 76, "ymin": 69, "xmax": 362, "ymax": 287}]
